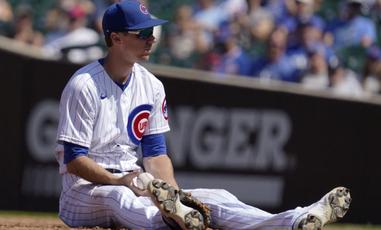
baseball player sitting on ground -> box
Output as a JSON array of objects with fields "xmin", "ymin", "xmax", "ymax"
[{"xmin": 55, "ymin": 1, "xmax": 351, "ymax": 229}]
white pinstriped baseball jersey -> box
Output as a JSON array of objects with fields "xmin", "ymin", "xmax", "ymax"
[
  {"xmin": 56, "ymin": 60, "xmax": 169, "ymax": 173},
  {"xmin": 53, "ymin": 60, "xmax": 331, "ymax": 230},
  {"xmin": 54, "ymin": 61, "xmax": 327, "ymax": 230}
]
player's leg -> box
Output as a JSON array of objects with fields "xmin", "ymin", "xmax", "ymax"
[
  {"xmin": 297, "ymin": 187, "xmax": 351, "ymax": 230},
  {"xmin": 58, "ymin": 174, "xmax": 167, "ymax": 229},
  {"xmin": 188, "ymin": 186, "xmax": 351, "ymax": 230},
  {"xmin": 147, "ymin": 178, "xmax": 305, "ymax": 229},
  {"xmin": 187, "ymin": 188, "xmax": 303, "ymax": 229}
]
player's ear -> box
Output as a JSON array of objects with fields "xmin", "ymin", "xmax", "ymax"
[{"xmin": 110, "ymin": 32, "xmax": 122, "ymax": 44}]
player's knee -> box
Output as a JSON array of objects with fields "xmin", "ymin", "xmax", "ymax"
[
  {"xmin": 191, "ymin": 188, "xmax": 239, "ymax": 201},
  {"xmin": 210, "ymin": 189, "xmax": 239, "ymax": 201},
  {"xmin": 107, "ymin": 186, "xmax": 136, "ymax": 206}
]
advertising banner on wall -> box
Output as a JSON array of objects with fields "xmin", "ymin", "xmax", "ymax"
[
  {"xmin": 0, "ymin": 48, "xmax": 380, "ymax": 224},
  {"xmin": 159, "ymin": 74, "xmax": 381, "ymax": 224}
]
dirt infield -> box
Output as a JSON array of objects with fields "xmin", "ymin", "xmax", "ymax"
[
  {"xmin": 0, "ymin": 215, "xmax": 126, "ymax": 230},
  {"xmin": 0, "ymin": 215, "xmax": 68, "ymax": 230},
  {"xmin": 0, "ymin": 215, "xmax": 379, "ymax": 230}
]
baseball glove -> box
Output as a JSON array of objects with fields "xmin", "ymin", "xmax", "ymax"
[
  {"xmin": 178, "ymin": 190, "xmax": 212, "ymax": 228},
  {"xmin": 148, "ymin": 179, "xmax": 213, "ymax": 230}
]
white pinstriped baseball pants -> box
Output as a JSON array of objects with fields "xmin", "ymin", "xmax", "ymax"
[{"xmin": 59, "ymin": 173, "xmax": 309, "ymax": 229}]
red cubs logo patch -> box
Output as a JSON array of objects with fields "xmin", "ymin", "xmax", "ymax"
[
  {"xmin": 127, "ymin": 104, "xmax": 153, "ymax": 145},
  {"xmin": 140, "ymin": 4, "xmax": 149, "ymax": 14},
  {"xmin": 132, "ymin": 111, "xmax": 149, "ymax": 139},
  {"xmin": 162, "ymin": 97, "xmax": 168, "ymax": 120}
]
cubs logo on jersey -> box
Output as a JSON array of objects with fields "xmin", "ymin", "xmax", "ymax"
[
  {"xmin": 127, "ymin": 104, "xmax": 153, "ymax": 145},
  {"xmin": 162, "ymin": 97, "xmax": 168, "ymax": 120}
]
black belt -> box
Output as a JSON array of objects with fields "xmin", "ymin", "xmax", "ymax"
[{"xmin": 105, "ymin": 168, "xmax": 133, "ymax": 174}]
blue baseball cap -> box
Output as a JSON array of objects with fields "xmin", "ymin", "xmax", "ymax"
[{"xmin": 102, "ymin": 0, "xmax": 167, "ymax": 36}]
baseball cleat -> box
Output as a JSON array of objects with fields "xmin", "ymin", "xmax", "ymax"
[
  {"xmin": 148, "ymin": 179, "xmax": 206, "ymax": 230},
  {"xmin": 300, "ymin": 186, "xmax": 351, "ymax": 230}
]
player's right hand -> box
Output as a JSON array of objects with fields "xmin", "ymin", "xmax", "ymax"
[{"xmin": 117, "ymin": 171, "xmax": 150, "ymax": 197}]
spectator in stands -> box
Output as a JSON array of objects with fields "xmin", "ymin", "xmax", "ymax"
[
  {"xmin": 287, "ymin": 16, "xmax": 333, "ymax": 76},
  {"xmin": 369, "ymin": 0, "xmax": 381, "ymax": 21},
  {"xmin": 219, "ymin": 0, "xmax": 247, "ymax": 19},
  {"xmin": 362, "ymin": 45, "xmax": 381, "ymax": 94},
  {"xmin": 244, "ymin": 0, "xmax": 274, "ymax": 41},
  {"xmin": 280, "ymin": 0, "xmax": 325, "ymax": 50},
  {"xmin": 43, "ymin": 6, "xmax": 70, "ymax": 44},
  {"xmin": 300, "ymin": 44, "xmax": 329, "ymax": 90},
  {"xmin": 9, "ymin": 4, "xmax": 44, "ymax": 46},
  {"xmin": 365, "ymin": 62, "xmax": 381, "ymax": 94},
  {"xmin": 43, "ymin": 3, "xmax": 102, "ymax": 63},
  {"xmin": 237, "ymin": 0, "xmax": 275, "ymax": 58},
  {"xmin": 327, "ymin": 57, "xmax": 364, "ymax": 97},
  {"xmin": 263, "ymin": 0, "xmax": 289, "ymax": 25},
  {"xmin": 369, "ymin": 0, "xmax": 381, "ymax": 44},
  {"xmin": 58, "ymin": 0, "xmax": 95, "ymax": 16},
  {"xmin": 0, "ymin": 0, "xmax": 13, "ymax": 36},
  {"xmin": 211, "ymin": 21, "xmax": 252, "ymax": 76},
  {"xmin": 167, "ymin": 4, "xmax": 209, "ymax": 68},
  {"xmin": 44, "ymin": 0, "xmax": 96, "ymax": 44},
  {"xmin": 288, "ymin": 12, "xmax": 326, "ymax": 51},
  {"xmin": 327, "ymin": 0, "xmax": 377, "ymax": 50},
  {"xmin": 192, "ymin": 0, "xmax": 229, "ymax": 48},
  {"xmin": 250, "ymin": 26, "xmax": 300, "ymax": 82}
]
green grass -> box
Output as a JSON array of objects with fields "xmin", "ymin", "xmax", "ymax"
[
  {"xmin": 0, "ymin": 210, "xmax": 58, "ymax": 217},
  {"xmin": 326, "ymin": 224, "xmax": 381, "ymax": 230}
]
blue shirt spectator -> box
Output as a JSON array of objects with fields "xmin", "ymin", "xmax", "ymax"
[
  {"xmin": 328, "ymin": 0, "xmax": 377, "ymax": 50},
  {"xmin": 287, "ymin": 17, "xmax": 332, "ymax": 75},
  {"xmin": 214, "ymin": 43, "xmax": 252, "ymax": 76},
  {"xmin": 264, "ymin": 0, "xmax": 289, "ymax": 25},
  {"xmin": 210, "ymin": 20, "xmax": 252, "ymax": 76},
  {"xmin": 250, "ymin": 27, "xmax": 300, "ymax": 82},
  {"xmin": 251, "ymin": 54, "xmax": 300, "ymax": 82},
  {"xmin": 192, "ymin": 0, "xmax": 229, "ymax": 47},
  {"xmin": 278, "ymin": 0, "xmax": 325, "ymax": 50}
]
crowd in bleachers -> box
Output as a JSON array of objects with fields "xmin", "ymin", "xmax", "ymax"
[
  {"xmin": 0, "ymin": 0, "xmax": 113, "ymax": 62},
  {"xmin": 1, "ymin": 0, "xmax": 381, "ymax": 97}
]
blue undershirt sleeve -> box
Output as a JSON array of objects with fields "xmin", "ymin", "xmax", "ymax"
[
  {"xmin": 141, "ymin": 133, "xmax": 167, "ymax": 158},
  {"xmin": 63, "ymin": 141, "xmax": 89, "ymax": 164}
]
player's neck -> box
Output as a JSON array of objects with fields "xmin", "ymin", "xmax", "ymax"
[{"xmin": 103, "ymin": 55, "xmax": 133, "ymax": 84}]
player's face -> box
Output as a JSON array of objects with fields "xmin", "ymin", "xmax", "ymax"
[{"xmin": 116, "ymin": 28, "xmax": 156, "ymax": 62}]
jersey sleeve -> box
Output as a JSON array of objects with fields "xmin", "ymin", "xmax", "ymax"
[
  {"xmin": 145, "ymin": 80, "xmax": 170, "ymax": 135},
  {"xmin": 141, "ymin": 133, "xmax": 167, "ymax": 157},
  {"xmin": 56, "ymin": 74, "xmax": 97, "ymax": 147}
]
